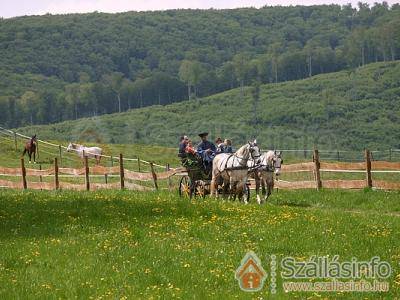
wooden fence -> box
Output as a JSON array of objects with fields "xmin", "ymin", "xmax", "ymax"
[
  {"xmin": 0, "ymin": 150, "xmax": 399, "ymax": 191},
  {"xmin": 0, "ymin": 154, "xmax": 184, "ymax": 191},
  {"xmin": 0, "ymin": 126, "xmax": 168, "ymax": 171},
  {"xmin": 274, "ymin": 149, "xmax": 400, "ymax": 190}
]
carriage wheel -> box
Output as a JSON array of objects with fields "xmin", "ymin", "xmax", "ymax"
[
  {"xmin": 194, "ymin": 181, "xmax": 206, "ymax": 199},
  {"xmin": 179, "ymin": 175, "xmax": 191, "ymax": 198}
]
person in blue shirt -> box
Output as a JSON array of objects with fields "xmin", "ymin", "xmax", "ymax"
[
  {"xmin": 197, "ymin": 132, "xmax": 216, "ymax": 172},
  {"xmin": 223, "ymin": 139, "xmax": 234, "ymax": 153},
  {"xmin": 197, "ymin": 132, "xmax": 216, "ymax": 154}
]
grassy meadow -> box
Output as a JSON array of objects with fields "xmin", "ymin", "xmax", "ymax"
[
  {"xmin": 0, "ymin": 189, "xmax": 400, "ymax": 299},
  {"xmin": 1, "ymin": 132, "xmax": 400, "ymax": 298},
  {"xmin": 1, "ymin": 6, "xmax": 400, "ymax": 299}
]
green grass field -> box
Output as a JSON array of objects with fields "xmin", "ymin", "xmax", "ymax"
[
  {"xmin": 1, "ymin": 132, "xmax": 400, "ymax": 298},
  {"xmin": 1, "ymin": 189, "xmax": 399, "ymax": 299}
]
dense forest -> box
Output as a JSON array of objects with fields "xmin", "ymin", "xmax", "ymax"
[
  {"xmin": 1, "ymin": 3, "xmax": 400, "ymax": 128},
  {"xmin": 18, "ymin": 61, "xmax": 400, "ymax": 150}
]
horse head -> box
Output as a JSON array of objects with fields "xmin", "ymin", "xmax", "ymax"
[
  {"xmin": 30, "ymin": 134, "xmax": 37, "ymax": 145},
  {"xmin": 66, "ymin": 143, "xmax": 74, "ymax": 152},
  {"xmin": 248, "ymin": 139, "xmax": 261, "ymax": 164},
  {"xmin": 273, "ymin": 150, "xmax": 283, "ymax": 176},
  {"xmin": 264, "ymin": 150, "xmax": 283, "ymax": 176}
]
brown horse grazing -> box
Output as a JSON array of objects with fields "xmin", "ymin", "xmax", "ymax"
[{"xmin": 22, "ymin": 135, "xmax": 37, "ymax": 163}]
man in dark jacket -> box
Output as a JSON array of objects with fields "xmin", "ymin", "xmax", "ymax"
[
  {"xmin": 197, "ymin": 132, "xmax": 216, "ymax": 173},
  {"xmin": 197, "ymin": 132, "xmax": 216, "ymax": 154}
]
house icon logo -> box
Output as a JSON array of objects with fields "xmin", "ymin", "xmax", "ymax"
[{"xmin": 235, "ymin": 251, "xmax": 267, "ymax": 292}]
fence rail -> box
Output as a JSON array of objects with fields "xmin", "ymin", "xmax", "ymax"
[
  {"xmin": 0, "ymin": 149, "xmax": 399, "ymax": 192},
  {"xmin": 0, "ymin": 124, "xmax": 399, "ymax": 192},
  {"xmin": 0, "ymin": 126, "xmax": 167, "ymax": 169},
  {"xmin": 273, "ymin": 149, "xmax": 400, "ymax": 190},
  {"xmin": 0, "ymin": 154, "xmax": 185, "ymax": 192}
]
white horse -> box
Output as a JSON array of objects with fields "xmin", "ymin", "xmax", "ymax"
[
  {"xmin": 210, "ymin": 140, "xmax": 261, "ymax": 204},
  {"xmin": 66, "ymin": 143, "xmax": 103, "ymax": 165},
  {"xmin": 248, "ymin": 150, "xmax": 283, "ymax": 204}
]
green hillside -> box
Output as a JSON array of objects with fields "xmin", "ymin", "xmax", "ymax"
[
  {"xmin": 16, "ymin": 61, "xmax": 400, "ymax": 150},
  {"xmin": 1, "ymin": 4, "xmax": 399, "ymax": 127}
]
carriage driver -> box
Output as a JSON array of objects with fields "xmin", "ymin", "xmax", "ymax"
[
  {"xmin": 197, "ymin": 132, "xmax": 216, "ymax": 170},
  {"xmin": 197, "ymin": 132, "xmax": 216, "ymax": 154}
]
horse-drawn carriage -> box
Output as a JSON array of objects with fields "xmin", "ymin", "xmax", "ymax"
[
  {"xmin": 178, "ymin": 150, "xmax": 213, "ymax": 198},
  {"xmin": 178, "ymin": 157, "xmax": 212, "ymax": 198},
  {"xmin": 178, "ymin": 141, "xmax": 283, "ymax": 203},
  {"xmin": 178, "ymin": 143, "xmax": 256, "ymax": 201},
  {"xmin": 178, "ymin": 157, "xmax": 251, "ymax": 200}
]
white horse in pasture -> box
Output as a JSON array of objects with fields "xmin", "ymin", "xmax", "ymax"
[
  {"xmin": 66, "ymin": 143, "xmax": 103, "ymax": 165},
  {"xmin": 248, "ymin": 150, "xmax": 283, "ymax": 204},
  {"xmin": 210, "ymin": 140, "xmax": 261, "ymax": 204}
]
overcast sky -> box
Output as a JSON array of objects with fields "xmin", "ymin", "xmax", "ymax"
[{"xmin": 1, "ymin": 0, "xmax": 399, "ymax": 19}]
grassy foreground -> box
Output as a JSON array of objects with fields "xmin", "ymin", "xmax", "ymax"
[{"xmin": 0, "ymin": 189, "xmax": 400, "ymax": 299}]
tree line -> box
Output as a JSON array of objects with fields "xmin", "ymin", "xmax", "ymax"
[{"xmin": 0, "ymin": 3, "xmax": 399, "ymax": 128}]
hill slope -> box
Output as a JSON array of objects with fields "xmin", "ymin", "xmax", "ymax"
[
  {"xmin": 17, "ymin": 61, "xmax": 400, "ymax": 150},
  {"xmin": 1, "ymin": 5, "xmax": 399, "ymax": 127}
]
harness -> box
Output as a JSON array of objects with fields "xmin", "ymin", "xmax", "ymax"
[
  {"xmin": 222, "ymin": 154, "xmax": 249, "ymax": 171},
  {"xmin": 249, "ymin": 155, "xmax": 282, "ymax": 173},
  {"xmin": 252, "ymin": 164, "xmax": 275, "ymax": 172},
  {"xmin": 219, "ymin": 149, "xmax": 261, "ymax": 172}
]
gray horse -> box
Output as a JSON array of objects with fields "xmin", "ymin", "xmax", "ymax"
[
  {"xmin": 210, "ymin": 140, "xmax": 261, "ymax": 204},
  {"xmin": 248, "ymin": 150, "xmax": 283, "ymax": 204}
]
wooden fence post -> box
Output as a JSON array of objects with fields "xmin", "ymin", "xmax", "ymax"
[
  {"xmin": 14, "ymin": 132, "xmax": 18, "ymax": 152},
  {"xmin": 389, "ymin": 149, "xmax": 392, "ymax": 161},
  {"xmin": 137, "ymin": 157, "xmax": 141, "ymax": 172},
  {"xmin": 54, "ymin": 157, "xmax": 59, "ymax": 190},
  {"xmin": 110, "ymin": 155, "xmax": 113, "ymax": 167},
  {"xmin": 313, "ymin": 149, "xmax": 322, "ymax": 190},
  {"xmin": 119, "ymin": 153, "xmax": 125, "ymax": 190},
  {"xmin": 59, "ymin": 145, "xmax": 63, "ymax": 167},
  {"xmin": 84, "ymin": 155, "xmax": 90, "ymax": 191},
  {"xmin": 150, "ymin": 162, "xmax": 158, "ymax": 190},
  {"xmin": 365, "ymin": 149, "xmax": 372, "ymax": 188},
  {"xmin": 337, "ymin": 150, "xmax": 340, "ymax": 161},
  {"xmin": 166, "ymin": 163, "xmax": 172, "ymax": 191},
  {"xmin": 35, "ymin": 140, "xmax": 39, "ymax": 160},
  {"xmin": 21, "ymin": 158, "xmax": 27, "ymax": 190},
  {"xmin": 39, "ymin": 164, "xmax": 43, "ymax": 184}
]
